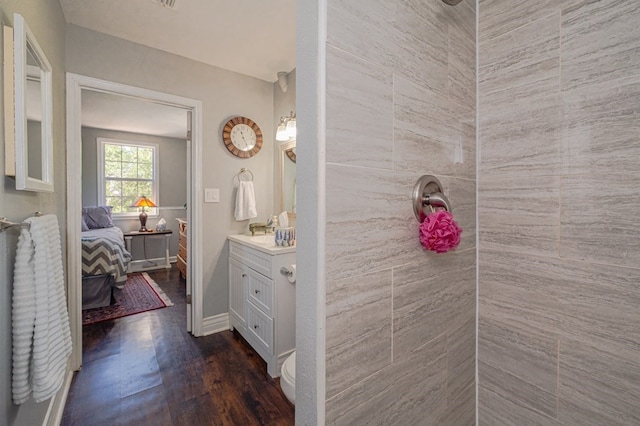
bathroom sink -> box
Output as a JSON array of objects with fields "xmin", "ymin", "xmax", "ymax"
[{"xmin": 249, "ymin": 234, "xmax": 276, "ymax": 245}]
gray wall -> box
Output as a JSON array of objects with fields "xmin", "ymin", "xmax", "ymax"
[
  {"xmin": 81, "ymin": 126, "xmax": 187, "ymax": 259},
  {"xmin": 0, "ymin": 1, "xmax": 67, "ymax": 425},
  {"xmin": 478, "ymin": 0, "xmax": 640, "ymax": 424},
  {"xmin": 66, "ymin": 25, "xmax": 275, "ymax": 318},
  {"xmin": 322, "ymin": 0, "xmax": 476, "ymax": 424}
]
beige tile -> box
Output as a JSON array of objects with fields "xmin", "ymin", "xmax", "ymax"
[
  {"xmin": 326, "ymin": 334, "xmax": 447, "ymax": 425},
  {"xmin": 325, "ymin": 269, "xmax": 392, "ymax": 398},
  {"xmin": 478, "ymin": 371, "xmax": 559, "ymax": 426},
  {"xmin": 448, "ymin": 18, "xmax": 476, "ymax": 116},
  {"xmin": 479, "ymin": 176, "xmax": 559, "ymax": 256},
  {"xmin": 327, "ymin": 0, "xmax": 450, "ymax": 95},
  {"xmin": 393, "ymin": 249, "xmax": 475, "ymax": 358},
  {"xmin": 444, "ymin": 176, "xmax": 476, "ymax": 251},
  {"xmin": 394, "ymin": 76, "xmax": 477, "ymax": 178},
  {"xmin": 391, "ymin": 0, "xmax": 449, "ymax": 94},
  {"xmin": 561, "ymin": 0, "xmax": 640, "ymax": 91},
  {"xmin": 447, "ymin": 317, "xmax": 475, "ymax": 403},
  {"xmin": 438, "ymin": 382, "xmax": 475, "ymax": 426},
  {"xmin": 479, "ymin": 92, "xmax": 561, "ymax": 177},
  {"xmin": 558, "ymin": 337, "xmax": 640, "ymax": 425},
  {"xmin": 325, "ymin": 166, "xmax": 425, "ymax": 282},
  {"xmin": 560, "ymin": 173, "xmax": 640, "ymax": 269},
  {"xmin": 479, "ymin": 317, "xmax": 558, "ymax": 395},
  {"xmin": 327, "ymin": 0, "xmax": 400, "ymax": 70},
  {"xmin": 479, "ymin": 13, "xmax": 560, "ymax": 97},
  {"xmin": 480, "ymin": 249, "xmax": 640, "ymax": 357},
  {"xmin": 326, "ymin": 45, "xmax": 393, "ymax": 169},
  {"xmin": 562, "ymin": 81, "xmax": 640, "ymax": 175},
  {"xmin": 478, "ymin": 0, "xmax": 573, "ymax": 42}
]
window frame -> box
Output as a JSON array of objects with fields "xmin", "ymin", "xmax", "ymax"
[{"xmin": 97, "ymin": 137, "xmax": 159, "ymax": 218}]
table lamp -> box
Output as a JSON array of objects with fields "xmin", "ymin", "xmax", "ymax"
[{"xmin": 132, "ymin": 196, "xmax": 156, "ymax": 232}]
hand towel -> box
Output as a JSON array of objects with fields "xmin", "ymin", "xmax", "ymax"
[
  {"xmin": 234, "ymin": 181, "xmax": 258, "ymax": 221},
  {"xmin": 12, "ymin": 227, "xmax": 36, "ymax": 404},
  {"xmin": 278, "ymin": 211, "xmax": 289, "ymax": 228},
  {"xmin": 12, "ymin": 214, "xmax": 72, "ymax": 404}
]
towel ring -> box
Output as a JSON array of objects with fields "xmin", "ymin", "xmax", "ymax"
[
  {"xmin": 236, "ymin": 168, "xmax": 254, "ymax": 182},
  {"xmin": 412, "ymin": 175, "xmax": 452, "ymax": 222}
]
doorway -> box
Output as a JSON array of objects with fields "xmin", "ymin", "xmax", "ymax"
[{"xmin": 65, "ymin": 74, "xmax": 204, "ymax": 370}]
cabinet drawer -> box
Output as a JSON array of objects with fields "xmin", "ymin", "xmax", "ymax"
[
  {"xmin": 229, "ymin": 241, "xmax": 272, "ymax": 278},
  {"xmin": 176, "ymin": 255, "xmax": 186, "ymax": 279},
  {"xmin": 248, "ymin": 270, "xmax": 273, "ymax": 316},
  {"xmin": 178, "ymin": 243, "xmax": 187, "ymax": 261},
  {"xmin": 247, "ymin": 303, "xmax": 273, "ymax": 354}
]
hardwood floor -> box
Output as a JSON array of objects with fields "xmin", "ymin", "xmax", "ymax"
[{"xmin": 62, "ymin": 266, "xmax": 294, "ymax": 426}]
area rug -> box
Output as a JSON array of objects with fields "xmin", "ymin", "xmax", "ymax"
[{"xmin": 82, "ymin": 272, "xmax": 174, "ymax": 325}]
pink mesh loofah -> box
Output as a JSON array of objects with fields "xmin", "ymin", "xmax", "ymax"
[{"xmin": 419, "ymin": 210, "xmax": 462, "ymax": 253}]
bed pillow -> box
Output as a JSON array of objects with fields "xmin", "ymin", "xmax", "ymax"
[
  {"xmin": 82, "ymin": 206, "xmax": 114, "ymax": 229},
  {"xmin": 81, "ymin": 215, "xmax": 90, "ymax": 232}
]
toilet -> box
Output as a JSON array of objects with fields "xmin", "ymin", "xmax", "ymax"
[{"xmin": 280, "ymin": 351, "xmax": 296, "ymax": 404}]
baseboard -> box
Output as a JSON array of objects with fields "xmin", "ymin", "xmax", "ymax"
[
  {"xmin": 127, "ymin": 256, "xmax": 176, "ymax": 273},
  {"xmin": 201, "ymin": 312, "xmax": 230, "ymax": 336},
  {"xmin": 43, "ymin": 369, "xmax": 73, "ymax": 426}
]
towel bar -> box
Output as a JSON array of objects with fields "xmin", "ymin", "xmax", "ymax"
[{"xmin": 0, "ymin": 212, "xmax": 43, "ymax": 232}]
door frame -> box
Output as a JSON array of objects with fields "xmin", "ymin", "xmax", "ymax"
[{"xmin": 65, "ymin": 73, "xmax": 204, "ymax": 370}]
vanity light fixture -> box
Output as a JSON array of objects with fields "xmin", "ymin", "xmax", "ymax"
[{"xmin": 276, "ymin": 111, "xmax": 296, "ymax": 141}]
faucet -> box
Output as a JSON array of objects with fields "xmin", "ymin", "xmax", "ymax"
[{"xmin": 266, "ymin": 215, "xmax": 278, "ymax": 233}]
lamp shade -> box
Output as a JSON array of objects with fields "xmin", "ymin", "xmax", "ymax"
[{"xmin": 132, "ymin": 196, "xmax": 156, "ymax": 208}]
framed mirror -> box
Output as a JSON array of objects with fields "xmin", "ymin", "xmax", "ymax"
[
  {"xmin": 279, "ymin": 140, "xmax": 296, "ymax": 217},
  {"xmin": 4, "ymin": 13, "xmax": 54, "ymax": 192}
]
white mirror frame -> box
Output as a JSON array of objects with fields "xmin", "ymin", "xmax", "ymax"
[
  {"xmin": 279, "ymin": 139, "xmax": 296, "ymax": 217},
  {"xmin": 13, "ymin": 13, "xmax": 54, "ymax": 192}
]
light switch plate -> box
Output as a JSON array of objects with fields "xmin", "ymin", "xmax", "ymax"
[{"xmin": 204, "ymin": 188, "xmax": 220, "ymax": 203}]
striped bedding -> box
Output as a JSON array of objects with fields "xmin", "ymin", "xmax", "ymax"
[{"xmin": 81, "ymin": 227, "xmax": 132, "ymax": 284}]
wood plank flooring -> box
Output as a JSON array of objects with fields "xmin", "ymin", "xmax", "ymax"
[{"xmin": 62, "ymin": 266, "xmax": 294, "ymax": 426}]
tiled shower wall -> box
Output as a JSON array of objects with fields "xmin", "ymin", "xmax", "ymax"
[
  {"xmin": 323, "ymin": 0, "xmax": 476, "ymax": 424},
  {"xmin": 478, "ymin": 1, "xmax": 640, "ymax": 424}
]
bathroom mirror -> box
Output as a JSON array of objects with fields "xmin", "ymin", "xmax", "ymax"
[
  {"xmin": 279, "ymin": 140, "xmax": 296, "ymax": 216},
  {"xmin": 6, "ymin": 14, "xmax": 54, "ymax": 192}
]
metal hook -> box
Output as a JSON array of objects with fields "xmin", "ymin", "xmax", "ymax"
[{"xmin": 412, "ymin": 175, "xmax": 452, "ymax": 222}]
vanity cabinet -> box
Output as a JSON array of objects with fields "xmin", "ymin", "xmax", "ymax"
[{"xmin": 228, "ymin": 235, "xmax": 296, "ymax": 378}]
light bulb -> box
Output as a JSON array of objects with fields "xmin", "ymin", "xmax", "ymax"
[
  {"xmin": 285, "ymin": 118, "xmax": 296, "ymax": 138},
  {"xmin": 276, "ymin": 122, "xmax": 288, "ymax": 141}
]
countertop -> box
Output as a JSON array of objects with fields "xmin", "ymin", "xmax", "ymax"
[{"xmin": 227, "ymin": 233, "xmax": 296, "ymax": 255}]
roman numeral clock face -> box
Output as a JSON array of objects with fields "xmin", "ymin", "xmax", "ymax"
[{"xmin": 222, "ymin": 117, "xmax": 263, "ymax": 158}]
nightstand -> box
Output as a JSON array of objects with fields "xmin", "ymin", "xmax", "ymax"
[{"xmin": 124, "ymin": 230, "xmax": 173, "ymax": 272}]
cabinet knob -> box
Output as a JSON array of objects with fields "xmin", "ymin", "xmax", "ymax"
[
  {"xmin": 254, "ymin": 289, "xmax": 260, "ymax": 294},
  {"xmin": 242, "ymin": 273, "xmax": 247, "ymax": 278},
  {"xmin": 253, "ymin": 324, "xmax": 259, "ymax": 329}
]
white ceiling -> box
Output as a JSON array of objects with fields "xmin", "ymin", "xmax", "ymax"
[
  {"xmin": 59, "ymin": 0, "xmax": 296, "ymax": 83},
  {"xmin": 59, "ymin": 0, "xmax": 296, "ymax": 138},
  {"xmin": 81, "ymin": 90, "xmax": 189, "ymax": 139}
]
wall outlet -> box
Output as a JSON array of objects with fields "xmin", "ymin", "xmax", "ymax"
[{"xmin": 204, "ymin": 188, "xmax": 220, "ymax": 203}]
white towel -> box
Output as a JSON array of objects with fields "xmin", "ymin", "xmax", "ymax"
[
  {"xmin": 234, "ymin": 181, "xmax": 258, "ymax": 221},
  {"xmin": 12, "ymin": 214, "xmax": 72, "ymax": 404}
]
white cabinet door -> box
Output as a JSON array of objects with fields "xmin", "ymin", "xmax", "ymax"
[{"xmin": 228, "ymin": 258, "xmax": 247, "ymax": 332}]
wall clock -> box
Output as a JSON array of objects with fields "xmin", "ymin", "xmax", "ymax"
[{"xmin": 222, "ymin": 116, "xmax": 263, "ymax": 158}]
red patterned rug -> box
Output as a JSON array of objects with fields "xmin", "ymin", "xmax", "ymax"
[{"xmin": 82, "ymin": 272, "xmax": 173, "ymax": 325}]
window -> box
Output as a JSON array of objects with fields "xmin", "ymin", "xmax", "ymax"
[{"xmin": 97, "ymin": 138, "xmax": 158, "ymax": 217}]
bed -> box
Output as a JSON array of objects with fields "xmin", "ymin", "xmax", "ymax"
[{"xmin": 81, "ymin": 207, "xmax": 132, "ymax": 309}]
